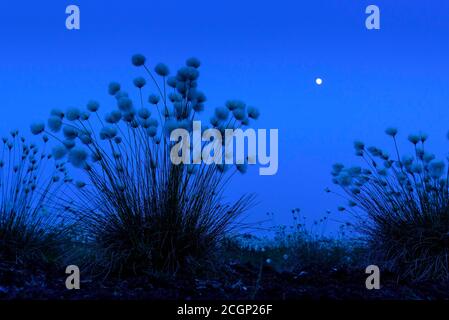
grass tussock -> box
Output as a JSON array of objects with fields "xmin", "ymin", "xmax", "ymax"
[
  {"xmin": 331, "ymin": 128, "xmax": 449, "ymax": 281},
  {"xmin": 33, "ymin": 55, "xmax": 258, "ymax": 276},
  {"xmin": 0, "ymin": 132, "xmax": 71, "ymax": 268}
]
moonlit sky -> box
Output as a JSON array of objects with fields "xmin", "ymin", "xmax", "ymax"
[{"xmin": 1, "ymin": 1, "xmax": 449, "ymax": 234}]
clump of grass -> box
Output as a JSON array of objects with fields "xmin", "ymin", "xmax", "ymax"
[
  {"xmin": 330, "ymin": 128, "xmax": 449, "ymax": 281},
  {"xmin": 0, "ymin": 130, "xmax": 71, "ymax": 268},
  {"xmin": 37, "ymin": 56, "xmax": 257, "ymax": 276}
]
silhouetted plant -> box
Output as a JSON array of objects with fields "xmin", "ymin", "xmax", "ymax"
[
  {"xmin": 330, "ymin": 128, "xmax": 449, "ymax": 281},
  {"xmin": 36, "ymin": 55, "xmax": 257, "ymax": 275},
  {"xmin": 0, "ymin": 130, "xmax": 70, "ymax": 267}
]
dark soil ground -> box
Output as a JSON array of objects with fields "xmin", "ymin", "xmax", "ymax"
[{"xmin": 1, "ymin": 261, "xmax": 448, "ymax": 300}]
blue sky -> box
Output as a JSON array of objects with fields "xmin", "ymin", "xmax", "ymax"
[{"xmin": 1, "ymin": 1, "xmax": 449, "ymax": 233}]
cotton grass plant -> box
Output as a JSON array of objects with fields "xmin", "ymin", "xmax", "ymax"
[
  {"xmin": 331, "ymin": 128, "xmax": 449, "ymax": 281},
  {"xmin": 0, "ymin": 130, "xmax": 70, "ymax": 267},
  {"xmin": 221, "ymin": 208, "xmax": 360, "ymax": 299},
  {"xmin": 35, "ymin": 55, "xmax": 258, "ymax": 276}
]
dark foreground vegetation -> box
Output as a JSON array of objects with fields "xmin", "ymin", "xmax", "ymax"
[{"xmin": 2, "ymin": 232, "xmax": 449, "ymax": 300}]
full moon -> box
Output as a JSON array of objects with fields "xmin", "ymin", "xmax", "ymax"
[{"xmin": 315, "ymin": 78, "xmax": 323, "ymax": 85}]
